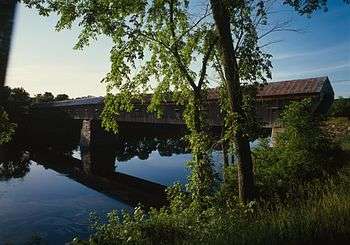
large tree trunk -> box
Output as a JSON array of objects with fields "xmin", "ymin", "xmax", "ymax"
[
  {"xmin": 210, "ymin": 0, "xmax": 255, "ymax": 203},
  {"xmin": 0, "ymin": 0, "xmax": 16, "ymax": 87}
]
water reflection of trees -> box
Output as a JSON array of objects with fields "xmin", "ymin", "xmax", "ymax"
[
  {"xmin": 115, "ymin": 136, "xmax": 189, "ymax": 162},
  {"xmin": 0, "ymin": 149, "xmax": 30, "ymax": 181},
  {"xmin": 28, "ymin": 109, "xmax": 81, "ymax": 152}
]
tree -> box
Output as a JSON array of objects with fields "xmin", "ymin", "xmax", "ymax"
[
  {"xmin": 207, "ymin": 0, "xmax": 349, "ymax": 203},
  {"xmin": 22, "ymin": 0, "xmax": 273, "ymax": 202},
  {"xmin": 34, "ymin": 92, "xmax": 54, "ymax": 103},
  {"xmin": 210, "ymin": 0, "xmax": 255, "ymax": 202},
  {"xmin": 23, "ymin": 0, "xmax": 220, "ymax": 200},
  {"xmin": 55, "ymin": 94, "xmax": 69, "ymax": 101},
  {"xmin": 0, "ymin": 1, "xmax": 18, "ymax": 144},
  {"xmin": 283, "ymin": 0, "xmax": 349, "ymax": 15},
  {"xmin": 0, "ymin": 0, "xmax": 16, "ymax": 87}
]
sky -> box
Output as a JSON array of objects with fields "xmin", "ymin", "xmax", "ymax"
[{"xmin": 5, "ymin": 1, "xmax": 350, "ymax": 98}]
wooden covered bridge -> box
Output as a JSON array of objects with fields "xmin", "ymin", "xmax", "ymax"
[{"xmin": 36, "ymin": 76, "xmax": 334, "ymax": 148}]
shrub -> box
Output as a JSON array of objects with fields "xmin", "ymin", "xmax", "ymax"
[
  {"xmin": 329, "ymin": 97, "xmax": 350, "ymax": 118},
  {"xmin": 252, "ymin": 99, "xmax": 342, "ymax": 199}
]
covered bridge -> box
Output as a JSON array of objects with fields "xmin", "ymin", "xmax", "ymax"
[
  {"xmin": 35, "ymin": 76, "xmax": 334, "ymax": 148},
  {"xmin": 256, "ymin": 76, "xmax": 334, "ymax": 126}
]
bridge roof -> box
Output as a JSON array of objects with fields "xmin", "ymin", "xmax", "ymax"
[
  {"xmin": 37, "ymin": 76, "xmax": 329, "ymax": 108},
  {"xmin": 39, "ymin": 96, "xmax": 104, "ymax": 107},
  {"xmin": 256, "ymin": 76, "xmax": 329, "ymax": 98}
]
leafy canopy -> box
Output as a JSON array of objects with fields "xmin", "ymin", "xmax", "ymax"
[{"xmin": 21, "ymin": 0, "xmax": 272, "ymax": 129}]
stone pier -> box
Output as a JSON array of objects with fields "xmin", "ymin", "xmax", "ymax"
[
  {"xmin": 80, "ymin": 119, "xmax": 95, "ymax": 150},
  {"xmin": 80, "ymin": 119, "xmax": 122, "ymax": 151}
]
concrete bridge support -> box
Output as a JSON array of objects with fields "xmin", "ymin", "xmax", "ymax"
[{"xmin": 80, "ymin": 119, "xmax": 122, "ymax": 151}]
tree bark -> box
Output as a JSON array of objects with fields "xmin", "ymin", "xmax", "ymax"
[
  {"xmin": 0, "ymin": 0, "xmax": 16, "ymax": 87},
  {"xmin": 210, "ymin": 0, "xmax": 255, "ymax": 203}
]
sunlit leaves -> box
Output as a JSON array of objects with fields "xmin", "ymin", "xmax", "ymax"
[{"xmin": 0, "ymin": 108, "xmax": 16, "ymax": 145}]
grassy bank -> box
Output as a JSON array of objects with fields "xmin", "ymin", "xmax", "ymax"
[
  {"xmin": 213, "ymin": 122, "xmax": 350, "ymax": 244},
  {"xmin": 211, "ymin": 166, "xmax": 350, "ymax": 244},
  {"xmin": 73, "ymin": 163, "xmax": 350, "ymax": 244}
]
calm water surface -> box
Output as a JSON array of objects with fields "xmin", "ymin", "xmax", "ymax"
[{"xmin": 0, "ymin": 141, "xmax": 223, "ymax": 244}]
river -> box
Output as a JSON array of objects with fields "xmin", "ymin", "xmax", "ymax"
[{"xmin": 0, "ymin": 124, "xmax": 225, "ymax": 244}]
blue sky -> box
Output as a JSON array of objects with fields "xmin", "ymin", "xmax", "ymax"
[{"xmin": 5, "ymin": 1, "xmax": 350, "ymax": 98}]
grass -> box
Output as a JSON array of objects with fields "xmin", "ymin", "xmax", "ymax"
[
  {"xmin": 78, "ymin": 165, "xmax": 350, "ymax": 245},
  {"xmin": 212, "ymin": 131, "xmax": 350, "ymax": 245},
  {"xmin": 209, "ymin": 165, "xmax": 350, "ymax": 244}
]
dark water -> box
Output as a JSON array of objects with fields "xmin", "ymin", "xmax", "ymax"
[{"xmin": 0, "ymin": 123, "xmax": 225, "ymax": 244}]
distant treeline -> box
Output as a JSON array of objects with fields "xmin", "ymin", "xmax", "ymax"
[
  {"xmin": 0, "ymin": 86, "xmax": 70, "ymax": 105},
  {"xmin": 0, "ymin": 86, "xmax": 81, "ymax": 150}
]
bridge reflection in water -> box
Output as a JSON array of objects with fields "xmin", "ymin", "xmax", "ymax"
[
  {"xmin": 32, "ymin": 148, "xmax": 169, "ymax": 209},
  {"xmin": 0, "ymin": 128, "xmax": 196, "ymax": 242},
  {"xmin": 1, "ymin": 123, "xmax": 192, "ymax": 209}
]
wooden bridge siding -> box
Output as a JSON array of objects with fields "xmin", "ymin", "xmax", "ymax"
[
  {"xmin": 61, "ymin": 102, "xmax": 222, "ymax": 126},
  {"xmin": 45, "ymin": 93, "xmax": 324, "ymax": 129},
  {"xmin": 256, "ymin": 94, "xmax": 320, "ymax": 127}
]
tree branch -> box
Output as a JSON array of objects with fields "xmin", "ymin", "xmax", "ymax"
[
  {"xmin": 168, "ymin": 0, "xmax": 197, "ymax": 89},
  {"xmin": 198, "ymin": 37, "xmax": 217, "ymax": 89}
]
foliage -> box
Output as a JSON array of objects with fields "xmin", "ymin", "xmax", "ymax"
[
  {"xmin": 0, "ymin": 108, "xmax": 16, "ymax": 145},
  {"xmin": 0, "ymin": 150, "xmax": 30, "ymax": 181},
  {"xmin": 0, "ymin": 86, "xmax": 31, "ymax": 145},
  {"xmin": 71, "ymin": 165, "xmax": 350, "ymax": 244},
  {"xmin": 213, "ymin": 168, "xmax": 350, "ymax": 244},
  {"xmin": 341, "ymin": 134, "xmax": 350, "ymax": 151},
  {"xmin": 283, "ymin": 0, "xmax": 350, "ymax": 15},
  {"xmin": 22, "ymin": 0, "xmax": 223, "ymax": 200},
  {"xmin": 251, "ymin": 99, "xmax": 342, "ymax": 199},
  {"xmin": 33, "ymin": 92, "xmax": 55, "ymax": 103},
  {"xmin": 220, "ymin": 99, "xmax": 344, "ymax": 199},
  {"xmin": 55, "ymin": 93, "xmax": 69, "ymax": 101},
  {"xmin": 329, "ymin": 97, "xmax": 350, "ymax": 118},
  {"xmin": 0, "ymin": 86, "xmax": 31, "ymax": 119}
]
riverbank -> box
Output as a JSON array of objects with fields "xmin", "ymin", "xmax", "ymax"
[
  {"xmin": 74, "ymin": 148, "xmax": 350, "ymax": 244},
  {"xmin": 72, "ymin": 115, "xmax": 350, "ymax": 244}
]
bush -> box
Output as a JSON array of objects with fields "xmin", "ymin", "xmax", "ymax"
[
  {"xmin": 329, "ymin": 97, "xmax": 350, "ymax": 118},
  {"xmin": 252, "ymin": 99, "xmax": 342, "ymax": 199}
]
